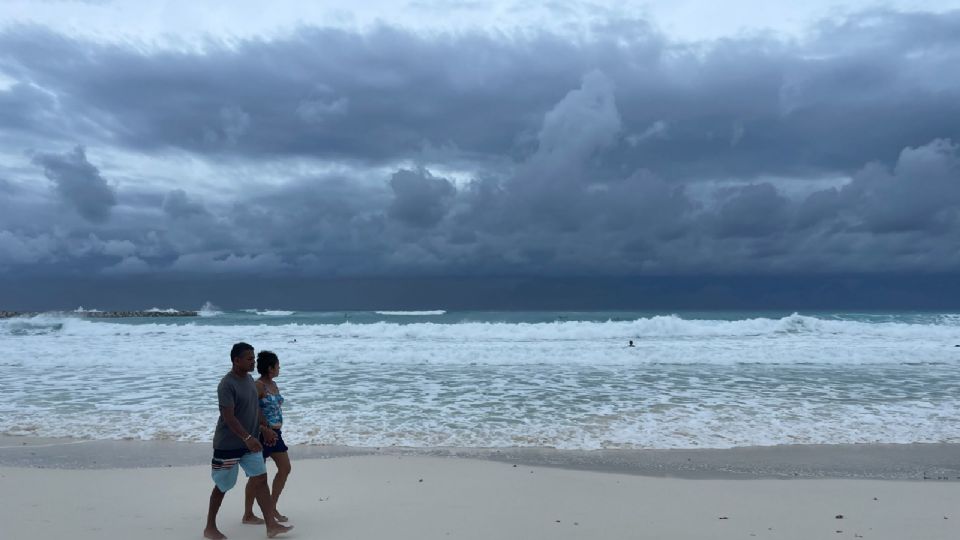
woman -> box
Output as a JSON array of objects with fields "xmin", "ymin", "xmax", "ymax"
[{"xmin": 242, "ymin": 350, "xmax": 292, "ymax": 524}]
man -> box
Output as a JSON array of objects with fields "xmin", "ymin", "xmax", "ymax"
[{"xmin": 204, "ymin": 342, "xmax": 293, "ymax": 539}]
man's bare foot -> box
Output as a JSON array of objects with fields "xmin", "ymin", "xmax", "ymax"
[
  {"xmin": 203, "ymin": 526, "xmax": 228, "ymax": 539},
  {"xmin": 242, "ymin": 514, "xmax": 265, "ymax": 525},
  {"xmin": 274, "ymin": 512, "xmax": 288, "ymax": 523},
  {"xmin": 266, "ymin": 523, "xmax": 294, "ymax": 538}
]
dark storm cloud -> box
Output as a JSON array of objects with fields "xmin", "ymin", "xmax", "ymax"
[
  {"xmin": 0, "ymin": 9, "xmax": 959, "ymax": 288},
  {"xmin": 31, "ymin": 145, "xmax": 117, "ymax": 223},
  {"xmin": 0, "ymin": 25, "xmax": 579, "ymax": 162},
  {"xmin": 162, "ymin": 189, "xmax": 208, "ymax": 218},
  {"xmin": 791, "ymin": 139, "xmax": 960, "ymax": 235},
  {"xmin": 182, "ymin": 173, "xmax": 398, "ymax": 276},
  {"xmin": 0, "ymin": 230, "xmax": 56, "ymax": 266},
  {"xmin": 842, "ymin": 139, "xmax": 960, "ymax": 233},
  {"xmin": 713, "ymin": 183, "xmax": 790, "ymax": 238},
  {"xmin": 1, "ymin": 10, "xmax": 955, "ymax": 178},
  {"xmin": 502, "ymin": 70, "xmax": 622, "ymax": 230},
  {"xmin": 388, "ymin": 168, "xmax": 455, "ymax": 227}
]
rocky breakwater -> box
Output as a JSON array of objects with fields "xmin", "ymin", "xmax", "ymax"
[
  {"xmin": 0, "ymin": 310, "xmax": 198, "ymax": 318},
  {"xmin": 80, "ymin": 310, "xmax": 199, "ymax": 318}
]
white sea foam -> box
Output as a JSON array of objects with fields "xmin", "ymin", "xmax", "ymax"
[
  {"xmin": 2, "ymin": 313, "xmax": 959, "ymax": 365},
  {"xmin": 244, "ymin": 309, "xmax": 298, "ymax": 316},
  {"xmin": 145, "ymin": 307, "xmax": 180, "ymax": 313},
  {"xmin": 198, "ymin": 301, "xmax": 222, "ymax": 317},
  {"xmin": 2, "ymin": 312, "xmax": 959, "ymax": 448}
]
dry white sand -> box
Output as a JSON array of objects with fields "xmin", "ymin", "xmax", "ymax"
[{"xmin": 1, "ymin": 454, "xmax": 958, "ymax": 540}]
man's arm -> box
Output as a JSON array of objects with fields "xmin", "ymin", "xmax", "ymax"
[{"xmin": 220, "ymin": 405, "xmax": 263, "ymax": 453}]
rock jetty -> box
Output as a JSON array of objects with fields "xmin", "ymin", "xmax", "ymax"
[
  {"xmin": 0, "ymin": 310, "xmax": 198, "ymax": 318},
  {"xmin": 80, "ymin": 310, "xmax": 199, "ymax": 318}
]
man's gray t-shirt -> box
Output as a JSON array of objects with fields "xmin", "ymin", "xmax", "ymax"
[{"xmin": 213, "ymin": 372, "xmax": 260, "ymax": 450}]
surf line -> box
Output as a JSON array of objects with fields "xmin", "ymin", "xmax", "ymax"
[{"xmin": 0, "ymin": 439, "xmax": 96, "ymax": 449}]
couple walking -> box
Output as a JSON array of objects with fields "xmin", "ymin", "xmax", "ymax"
[{"xmin": 204, "ymin": 342, "xmax": 294, "ymax": 539}]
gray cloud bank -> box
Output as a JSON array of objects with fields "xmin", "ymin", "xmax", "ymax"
[
  {"xmin": 1, "ymin": 9, "xmax": 959, "ymax": 308},
  {"xmin": 32, "ymin": 146, "xmax": 117, "ymax": 223}
]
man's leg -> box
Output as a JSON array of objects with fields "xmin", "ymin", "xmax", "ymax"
[
  {"xmin": 248, "ymin": 473, "xmax": 293, "ymax": 537},
  {"xmin": 242, "ymin": 477, "xmax": 265, "ymax": 524},
  {"xmin": 204, "ymin": 486, "xmax": 228, "ymax": 540},
  {"xmin": 208, "ymin": 454, "xmax": 241, "ymax": 539}
]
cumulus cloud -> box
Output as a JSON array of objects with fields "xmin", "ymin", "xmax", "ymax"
[
  {"xmin": 31, "ymin": 146, "xmax": 117, "ymax": 223},
  {"xmin": 793, "ymin": 138, "xmax": 960, "ymax": 234},
  {"xmin": 533, "ymin": 70, "xmax": 621, "ymax": 165},
  {"xmin": 846, "ymin": 139, "xmax": 960, "ymax": 232},
  {"xmin": 503, "ymin": 71, "xmax": 623, "ymax": 228}
]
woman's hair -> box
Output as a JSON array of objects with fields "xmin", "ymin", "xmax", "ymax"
[{"xmin": 256, "ymin": 350, "xmax": 280, "ymax": 376}]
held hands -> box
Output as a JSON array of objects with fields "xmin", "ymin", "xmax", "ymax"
[
  {"xmin": 261, "ymin": 427, "xmax": 278, "ymax": 446},
  {"xmin": 244, "ymin": 434, "xmax": 263, "ymax": 453}
]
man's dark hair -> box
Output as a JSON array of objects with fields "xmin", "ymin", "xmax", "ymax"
[
  {"xmin": 257, "ymin": 350, "xmax": 279, "ymax": 376},
  {"xmin": 230, "ymin": 342, "xmax": 254, "ymax": 361}
]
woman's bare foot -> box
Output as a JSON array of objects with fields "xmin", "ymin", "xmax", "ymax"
[
  {"xmin": 274, "ymin": 511, "xmax": 288, "ymax": 523},
  {"xmin": 242, "ymin": 513, "xmax": 265, "ymax": 525},
  {"xmin": 266, "ymin": 523, "xmax": 294, "ymax": 538},
  {"xmin": 203, "ymin": 526, "xmax": 228, "ymax": 539}
]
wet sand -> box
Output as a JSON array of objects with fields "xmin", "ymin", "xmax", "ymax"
[
  {"xmin": 1, "ymin": 436, "xmax": 959, "ymax": 539},
  {"xmin": 2, "ymin": 435, "xmax": 959, "ymax": 479}
]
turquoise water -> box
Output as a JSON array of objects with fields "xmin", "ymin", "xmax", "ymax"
[{"xmin": 2, "ymin": 309, "xmax": 959, "ymax": 449}]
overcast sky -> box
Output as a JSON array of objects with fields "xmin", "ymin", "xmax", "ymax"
[{"xmin": 1, "ymin": 1, "xmax": 959, "ymax": 309}]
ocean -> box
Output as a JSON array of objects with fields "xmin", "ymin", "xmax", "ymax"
[{"xmin": 2, "ymin": 307, "xmax": 959, "ymax": 450}]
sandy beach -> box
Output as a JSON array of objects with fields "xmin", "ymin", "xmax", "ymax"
[{"xmin": 1, "ymin": 437, "xmax": 958, "ymax": 540}]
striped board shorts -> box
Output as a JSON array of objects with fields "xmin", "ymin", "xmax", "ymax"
[{"xmin": 211, "ymin": 447, "xmax": 267, "ymax": 492}]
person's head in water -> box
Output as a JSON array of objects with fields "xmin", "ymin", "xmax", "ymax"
[
  {"xmin": 257, "ymin": 350, "xmax": 280, "ymax": 378},
  {"xmin": 628, "ymin": 340, "xmax": 635, "ymax": 347}
]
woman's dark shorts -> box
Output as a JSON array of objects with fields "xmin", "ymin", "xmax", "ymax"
[{"xmin": 261, "ymin": 428, "xmax": 289, "ymax": 459}]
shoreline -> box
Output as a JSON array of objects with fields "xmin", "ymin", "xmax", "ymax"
[{"xmin": 2, "ymin": 435, "xmax": 959, "ymax": 480}]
